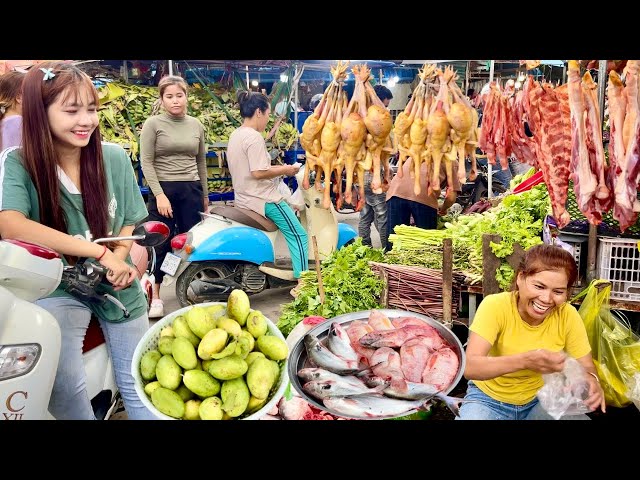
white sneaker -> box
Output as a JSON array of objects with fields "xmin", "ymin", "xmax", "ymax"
[{"xmin": 148, "ymin": 299, "xmax": 165, "ymax": 318}]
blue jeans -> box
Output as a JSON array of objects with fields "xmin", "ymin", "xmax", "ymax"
[
  {"xmin": 359, "ymin": 181, "xmax": 388, "ymax": 250},
  {"xmin": 37, "ymin": 296, "xmax": 156, "ymax": 420},
  {"xmin": 265, "ymin": 201, "xmax": 309, "ymax": 278},
  {"xmin": 456, "ymin": 381, "xmax": 590, "ymax": 420}
]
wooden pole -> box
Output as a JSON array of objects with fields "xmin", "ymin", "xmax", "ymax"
[
  {"xmin": 312, "ymin": 236, "xmax": 325, "ymax": 305},
  {"xmin": 442, "ymin": 238, "xmax": 453, "ymax": 327}
]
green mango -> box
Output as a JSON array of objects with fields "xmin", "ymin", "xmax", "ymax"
[
  {"xmin": 220, "ymin": 377, "xmax": 250, "ymax": 417},
  {"xmin": 216, "ymin": 316, "xmax": 242, "ymax": 338},
  {"xmin": 140, "ymin": 350, "xmax": 162, "ymax": 381},
  {"xmin": 172, "ymin": 336, "xmax": 198, "ymax": 370},
  {"xmin": 183, "ymin": 369, "xmax": 221, "ymax": 398},
  {"xmin": 246, "ymin": 311, "xmax": 268, "ymax": 339},
  {"xmin": 155, "ymin": 355, "xmax": 182, "ymax": 390},
  {"xmin": 151, "ymin": 387, "xmax": 185, "ymax": 419},
  {"xmin": 199, "ymin": 396, "xmax": 224, "ymax": 420},
  {"xmin": 143, "ymin": 380, "xmax": 161, "ymax": 397},
  {"xmin": 186, "ymin": 305, "xmax": 217, "ymax": 339},
  {"xmin": 256, "ymin": 335, "xmax": 289, "ymax": 361},
  {"xmin": 175, "ymin": 383, "xmax": 195, "ymax": 402},
  {"xmin": 183, "ymin": 399, "xmax": 202, "ymax": 420},
  {"xmin": 245, "ymin": 351, "xmax": 266, "ymax": 367},
  {"xmin": 172, "ymin": 315, "xmax": 200, "ymax": 347},
  {"xmin": 207, "ymin": 355, "xmax": 248, "ymax": 381},
  {"xmin": 197, "ymin": 328, "xmax": 228, "ymax": 360},
  {"xmin": 226, "ymin": 289, "xmax": 250, "ymax": 326},
  {"xmin": 234, "ymin": 330, "xmax": 255, "ymax": 359},
  {"xmin": 158, "ymin": 336, "xmax": 174, "ymax": 356},
  {"xmin": 246, "ymin": 357, "xmax": 276, "ymax": 400}
]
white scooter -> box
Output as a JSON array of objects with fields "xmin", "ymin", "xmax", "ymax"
[
  {"xmin": 161, "ymin": 164, "xmax": 358, "ymax": 307},
  {"xmin": 0, "ymin": 221, "xmax": 169, "ymax": 420}
]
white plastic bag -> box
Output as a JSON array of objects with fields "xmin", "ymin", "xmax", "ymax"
[
  {"xmin": 277, "ymin": 177, "xmax": 304, "ymax": 211},
  {"xmin": 537, "ymin": 356, "xmax": 591, "ymax": 420}
]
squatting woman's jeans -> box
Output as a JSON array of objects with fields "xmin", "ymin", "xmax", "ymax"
[
  {"xmin": 36, "ymin": 296, "xmax": 156, "ymax": 420},
  {"xmin": 264, "ymin": 201, "xmax": 309, "ymax": 279},
  {"xmin": 456, "ymin": 381, "xmax": 590, "ymax": 420}
]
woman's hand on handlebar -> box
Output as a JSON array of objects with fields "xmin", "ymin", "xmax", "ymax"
[{"xmin": 98, "ymin": 249, "xmax": 137, "ymax": 291}]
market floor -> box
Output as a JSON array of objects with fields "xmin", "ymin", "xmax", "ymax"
[{"xmin": 110, "ymin": 208, "xmax": 373, "ymax": 420}]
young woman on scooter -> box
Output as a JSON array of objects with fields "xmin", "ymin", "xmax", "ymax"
[
  {"xmin": 0, "ymin": 61, "xmax": 156, "ymax": 420},
  {"xmin": 227, "ymin": 90, "xmax": 308, "ymax": 297}
]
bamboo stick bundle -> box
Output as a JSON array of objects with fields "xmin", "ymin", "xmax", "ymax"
[{"xmin": 369, "ymin": 262, "xmax": 464, "ymax": 322}]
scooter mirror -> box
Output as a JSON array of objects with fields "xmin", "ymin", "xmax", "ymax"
[{"xmin": 133, "ymin": 221, "xmax": 170, "ymax": 247}]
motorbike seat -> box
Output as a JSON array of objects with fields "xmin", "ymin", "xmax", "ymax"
[{"xmin": 209, "ymin": 205, "xmax": 278, "ymax": 232}]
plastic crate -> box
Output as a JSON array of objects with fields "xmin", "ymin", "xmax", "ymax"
[
  {"xmin": 558, "ymin": 233, "xmax": 588, "ymax": 287},
  {"xmin": 597, "ymin": 237, "xmax": 640, "ymax": 302},
  {"xmin": 283, "ymin": 149, "xmax": 306, "ymax": 165}
]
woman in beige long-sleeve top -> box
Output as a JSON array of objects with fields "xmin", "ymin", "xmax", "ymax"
[{"xmin": 140, "ymin": 75, "xmax": 209, "ymax": 318}]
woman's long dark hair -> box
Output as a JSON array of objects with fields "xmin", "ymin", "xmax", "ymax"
[{"xmin": 21, "ymin": 61, "xmax": 109, "ymax": 240}]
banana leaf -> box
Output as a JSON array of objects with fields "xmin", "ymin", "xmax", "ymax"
[{"xmin": 183, "ymin": 60, "xmax": 240, "ymax": 127}]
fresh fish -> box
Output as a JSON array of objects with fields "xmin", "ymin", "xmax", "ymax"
[
  {"xmin": 359, "ymin": 325, "xmax": 443, "ymax": 348},
  {"xmin": 324, "ymin": 393, "xmax": 463, "ymax": 419},
  {"xmin": 304, "ymin": 334, "xmax": 362, "ymax": 375},
  {"xmin": 298, "ymin": 368, "xmax": 368, "ymax": 389},
  {"xmin": 303, "ymin": 379, "xmax": 387, "ymax": 400},
  {"xmin": 361, "ymin": 373, "xmax": 441, "ymax": 400},
  {"xmin": 323, "ymin": 394, "xmax": 431, "ymax": 418},
  {"xmin": 367, "ymin": 310, "xmax": 395, "ymax": 330},
  {"xmin": 327, "ymin": 322, "xmax": 360, "ymax": 363},
  {"xmin": 421, "ymin": 347, "xmax": 459, "ymax": 391},
  {"xmin": 400, "ymin": 337, "xmax": 435, "ymax": 383}
]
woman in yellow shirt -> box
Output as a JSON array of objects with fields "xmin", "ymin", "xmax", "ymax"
[{"xmin": 457, "ymin": 244, "xmax": 605, "ymax": 420}]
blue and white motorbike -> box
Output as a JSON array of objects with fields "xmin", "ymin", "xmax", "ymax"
[{"xmin": 161, "ymin": 165, "xmax": 358, "ymax": 307}]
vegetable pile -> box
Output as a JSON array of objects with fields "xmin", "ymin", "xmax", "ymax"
[
  {"xmin": 277, "ymin": 239, "xmax": 385, "ymax": 337},
  {"xmin": 386, "ymin": 175, "xmax": 550, "ymax": 290}
]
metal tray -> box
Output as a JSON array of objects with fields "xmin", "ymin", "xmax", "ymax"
[{"xmin": 287, "ymin": 309, "xmax": 466, "ymax": 419}]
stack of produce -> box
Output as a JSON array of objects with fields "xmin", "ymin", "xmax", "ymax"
[
  {"xmin": 386, "ymin": 175, "xmax": 550, "ymax": 290},
  {"xmin": 300, "ymin": 62, "xmax": 394, "ymax": 211},
  {"xmin": 97, "ymin": 81, "xmax": 298, "ymax": 161},
  {"xmin": 137, "ymin": 290, "xmax": 288, "ymax": 420}
]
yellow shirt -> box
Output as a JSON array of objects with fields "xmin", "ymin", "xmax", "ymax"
[{"xmin": 470, "ymin": 291, "xmax": 592, "ymax": 405}]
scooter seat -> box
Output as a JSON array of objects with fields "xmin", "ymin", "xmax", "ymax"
[{"xmin": 209, "ymin": 205, "xmax": 278, "ymax": 232}]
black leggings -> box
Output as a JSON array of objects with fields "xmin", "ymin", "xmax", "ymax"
[{"xmin": 145, "ymin": 180, "xmax": 204, "ymax": 283}]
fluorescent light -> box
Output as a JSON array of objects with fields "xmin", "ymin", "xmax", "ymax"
[
  {"xmin": 280, "ymin": 74, "xmax": 288, "ymax": 82},
  {"xmin": 387, "ymin": 79, "xmax": 397, "ymax": 88},
  {"xmin": 251, "ymin": 80, "xmax": 259, "ymax": 87},
  {"xmin": 393, "ymin": 75, "xmax": 400, "ymax": 83}
]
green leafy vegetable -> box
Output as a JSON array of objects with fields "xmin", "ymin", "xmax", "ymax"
[{"xmin": 277, "ymin": 239, "xmax": 385, "ymax": 337}]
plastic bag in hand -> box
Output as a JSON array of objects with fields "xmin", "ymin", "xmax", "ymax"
[{"xmin": 537, "ymin": 356, "xmax": 591, "ymax": 420}]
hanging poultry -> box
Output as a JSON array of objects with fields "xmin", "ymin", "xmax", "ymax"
[
  {"xmin": 339, "ymin": 64, "xmax": 370, "ymax": 210},
  {"xmin": 362, "ymin": 73, "xmax": 394, "ymax": 193}
]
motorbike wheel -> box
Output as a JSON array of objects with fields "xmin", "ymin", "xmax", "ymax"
[{"xmin": 175, "ymin": 261, "xmax": 232, "ymax": 308}]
